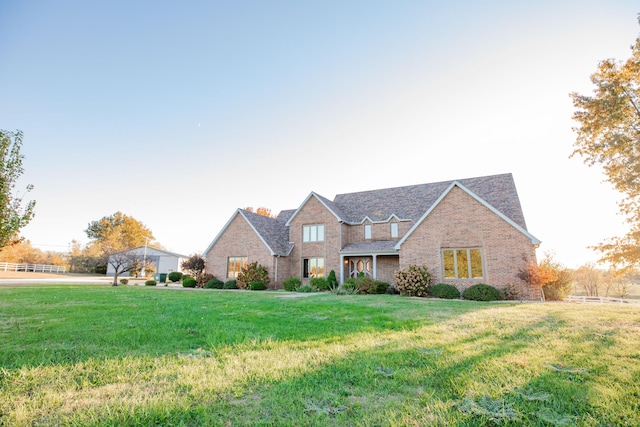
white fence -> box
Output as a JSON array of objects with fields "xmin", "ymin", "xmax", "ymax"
[
  {"xmin": 567, "ymin": 295, "xmax": 639, "ymax": 305},
  {"xmin": 0, "ymin": 262, "xmax": 66, "ymax": 273}
]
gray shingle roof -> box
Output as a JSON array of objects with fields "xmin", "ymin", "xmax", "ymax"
[
  {"xmin": 340, "ymin": 240, "xmax": 399, "ymax": 254},
  {"xmin": 333, "ymin": 173, "xmax": 528, "ymax": 230},
  {"xmin": 222, "ymin": 173, "xmax": 531, "ymax": 257},
  {"xmin": 241, "ymin": 209, "xmax": 293, "ymax": 256}
]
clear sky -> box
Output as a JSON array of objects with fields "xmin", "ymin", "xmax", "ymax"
[{"xmin": 1, "ymin": 1, "xmax": 638, "ymax": 268}]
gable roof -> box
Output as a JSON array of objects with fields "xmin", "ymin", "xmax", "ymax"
[
  {"xmin": 394, "ymin": 180, "xmax": 541, "ymax": 248},
  {"xmin": 203, "ymin": 209, "xmax": 293, "ymax": 257},
  {"xmin": 207, "ymin": 173, "xmax": 539, "ymax": 258},
  {"xmin": 285, "ymin": 192, "xmax": 346, "ymax": 226},
  {"xmin": 332, "ymin": 173, "xmax": 528, "ymax": 229}
]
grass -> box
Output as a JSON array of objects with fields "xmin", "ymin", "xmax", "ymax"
[{"xmin": 0, "ymin": 285, "xmax": 638, "ymax": 426}]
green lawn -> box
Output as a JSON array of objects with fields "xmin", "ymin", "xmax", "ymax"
[{"xmin": 0, "ymin": 286, "xmax": 638, "ymax": 426}]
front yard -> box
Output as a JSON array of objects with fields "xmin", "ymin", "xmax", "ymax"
[{"xmin": 0, "ymin": 285, "xmax": 638, "ymax": 426}]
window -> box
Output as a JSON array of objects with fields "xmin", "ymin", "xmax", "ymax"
[
  {"xmin": 364, "ymin": 224, "xmax": 372, "ymax": 240},
  {"xmin": 442, "ymin": 248, "xmax": 483, "ymax": 279},
  {"xmin": 303, "ymin": 224, "xmax": 325, "ymax": 242},
  {"xmin": 303, "ymin": 257, "xmax": 325, "ymax": 278},
  {"xmin": 390, "ymin": 222, "xmax": 399, "ymax": 238},
  {"xmin": 227, "ymin": 256, "xmax": 247, "ymax": 278}
]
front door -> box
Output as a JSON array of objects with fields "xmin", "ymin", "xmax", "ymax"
[{"xmin": 349, "ymin": 257, "xmax": 372, "ymax": 278}]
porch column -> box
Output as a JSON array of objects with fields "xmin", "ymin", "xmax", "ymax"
[
  {"xmin": 372, "ymin": 255, "xmax": 377, "ymax": 280},
  {"xmin": 340, "ymin": 254, "xmax": 345, "ymax": 284}
]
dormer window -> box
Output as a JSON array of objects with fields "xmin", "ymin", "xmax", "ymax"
[
  {"xmin": 390, "ymin": 222, "xmax": 399, "ymax": 238},
  {"xmin": 364, "ymin": 224, "xmax": 372, "ymax": 240},
  {"xmin": 303, "ymin": 224, "xmax": 325, "ymax": 242}
]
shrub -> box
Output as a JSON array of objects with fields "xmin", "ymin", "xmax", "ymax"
[
  {"xmin": 501, "ymin": 283, "xmax": 522, "ymax": 300},
  {"xmin": 119, "ymin": 278, "xmax": 129, "ymax": 285},
  {"xmin": 310, "ymin": 277, "xmax": 328, "ymax": 291},
  {"xmin": 429, "ymin": 283, "xmax": 461, "ymax": 299},
  {"xmin": 462, "ymin": 284, "xmax": 501, "ymax": 301},
  {"xmin": 249, "ymin": 281, "xmax": 266, "ymax": 290},
  {"xmin": 543, "ymin": 268, "xmax": 573, "ymax": 301},
  {"xmin": 145, "ymin": 280, "xmax": 157, "ymax": 286},
  {"xmin": 283, "ymin": 276, "xmax": 301, "ymax": 292},
  {"xmin": 371, "ymin": 280, "xmax": 390, "ymax": 294},
  {"xmin": 341, "ymin": 278, "xmax": 358, "ymax": 294},
  {"xmin": 298, "ymin": 284, "xmax": 315, "ymax": 293},
  {"xmin": 168, "ymin": 271, "xmax": 183, "ymax": 283},
  {"xmin": 332, "ymin": 285, "xmax": 359, "ymax": 295},
  {"xmin": 237, "ymin": 262, "xmax": 270, "ymax": 289},
  {"xmin": 182, "ymin": 277, "xmax": 197, "ymax": 288},
  {"xmin": 223, "ymin": 279, "xmax": 238, "ymax": 289},
  {"xmin": 327, "ymin": 270, "xmax": 339, "ymax": 290},
  {"xmin": 197, "ymin": 273, "xmax": 215, "ymax": 288},
  {"xmin": 394, "ymin": 265, "xmax": 433, "ymax": 297},
  {"xmin": 205, "ymin": 278, "xmax": 224, "ymax": 289},
  {"xmin": 355, "ymin": 276, "xmax": 375, "ymax": 294}
]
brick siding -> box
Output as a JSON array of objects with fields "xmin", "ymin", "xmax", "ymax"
[
  {"xmin": 205, "ymin": 214, "xmax": 279, "ymax": 288},
  {"xmin": 287, "ymin": 196, "xmax": 342, "ymax": 284},
  {"xmin": 399, "ymin": 186, "xmax": 540, "ymax": 300}
]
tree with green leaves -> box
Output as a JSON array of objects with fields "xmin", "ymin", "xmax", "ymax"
[
  {"xmin": 85, "ymin": 212, "xmax": 156, "ymax": 285},
  {"xmin": 570, "ymin": 18, "xmax": 640, "ymax": 274},
  {"xmin": 0, "ymin": 130, "xmax": 35, "ymax": 249}
]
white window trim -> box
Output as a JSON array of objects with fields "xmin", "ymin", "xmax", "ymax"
[
  {"xmin": 364, "ymin": 224, "xmax": 372, "ymax": 240},
  {"xmin": 303, "ymin": 224, "xmax": 325, "ymax": 242},
  {"xmin": 442, "ymin": 248, "xmax": 484, "ymax": 280},
  {"xmin": 390, "ymin": 222, "xmax": 399, "ymax": 238}
]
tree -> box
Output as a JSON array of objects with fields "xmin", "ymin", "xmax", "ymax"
[
  {"xmin": 105, "ymin": 250, "xmax": 150, "ymax": 286},
  {"xmin": 0, "ymin": 130, "xmax": 35, "ymax": 249},
  {"xmin": 181, "ymin": 254, "xmax": 205, "ymax": 277},
  {"xmin": 574, "ymin": 263, "xmax": 604, "ymax": 297},
  {"xmin": 518, "ymin": 254, "xmax": 572, "ymax": 301},
  {"xmin": 85, "ymin": 212, "xmax": 156, "ymax": 285},
  {"xmin": 570, "ymin": 22, "xmax": 640, "ymax": 274},
  {"xmin": 244, "ymin": 207, "xmax": 276, "ymax": 218}
]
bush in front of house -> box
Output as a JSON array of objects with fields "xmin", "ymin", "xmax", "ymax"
[
  {"xmin": 223, "ymin": 279, "xmax": 238, "ymax": 289},
  {"xmin": 249, "ymin": 281, "xmax": 266, "ymax": 290},
  {"xmin": 500, "ymin": 283, "xmax": 522, "ymax": 300},
  {"xmin": 429, "ymin": 283, "xmax": 461, "ymax": 299},
  {"xmin": 354, "ymin": 276, "xmax": 374, "ymax": 293},
  {"xmin": 327, "ymin": 270, "xmax": 339, "ymax": 290},
  {"xmin": 205, "ymin": 278, "xmax": 224, "ymax": 289},
  {"xmin": 120, "ymin": 278, "xmax": 129, "ymax": 285},
  {"xmin": 283, "ymin": 276, "xmax": 301, "ymax": 292},
  {"xmin": 237, "ymin": 262, "xmax": 270, "ymax": 289},
  {"xmin": 394, "ymin": 265, "xmax": 433, "ymax": 297},
  {"xmin": 310, "ymin": 277, "xmax": 328, "ymax": 291},
  {"xmin": 462, "ymin": 284, "xmax": 501, "ymax": 301},
  {"xmin": 297, "ymin": 284, "xmax": 315, "ymax": 293},
  {"xmin": 168, "ymin": 271, "xmax": 183, "ymax": 283},
  {"xmin": 351, "ymin": 276, "xmax": 389, "ymax": 294},
  {"xmin": 340, "ymin": 278, "xmax": 359, "ymax": 294},
  {"xmin": 182, "ymin": 277, "xmax": 197, "ymax": 288},
  {"xmin": 145, "ymin": 280, "xmax": 157, "ymax": 286},
  {"xmin": 371, "ymin": 280, "xmax": 391, "ymax": 294}
]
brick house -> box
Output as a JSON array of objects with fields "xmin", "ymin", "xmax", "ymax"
[{"xmin": 203, "ymin": 173, "xmax": 542, "ymax": 300}]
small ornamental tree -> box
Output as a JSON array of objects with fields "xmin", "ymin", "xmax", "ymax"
[
  {"xmin": 518, "ymin": 254, "xmax": 573, "ymax": 301},
  {"xmin": 236, "ymin": 262, "xmax": 270, "ymax": 289},
  {"xmin": 394, "ymin": 265, "xmax": 433, "ymax": 297},
  {"xmin": 327, "ymin": 270, "xmax": 339, "ymax": 290},
  {"xmin": 181, "ymin": 254, "xmax": 205, "ymax": 277}
]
